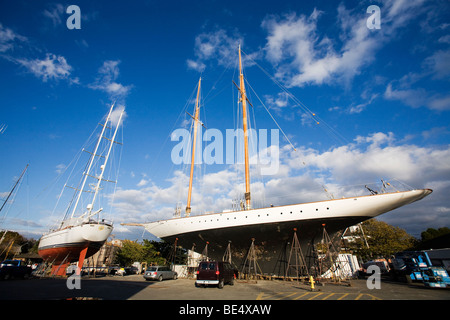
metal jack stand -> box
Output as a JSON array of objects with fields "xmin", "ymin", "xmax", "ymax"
[
  {"xmin": 201, "ymin": 241, "xmax": 209, "ymax": 261},
  {"xmin": 223, "ymin": 241, "xmax": 232, "ymax": 264},
  {"xmin": 239, "ymin": 238, "xmax": 262, "ymax": 283},
  {"xmin": 285, "ymin": 228, "xmax": 309, "ymax": 282},
  {"xmin": 318, "ymin": 224, "xmax": 347, "ymax": 283},
  {"xmin": 167, "ymin": 237, "xmax": 179, "ymax": 265}
]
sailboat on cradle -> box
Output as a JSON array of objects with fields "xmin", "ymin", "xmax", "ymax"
[
  {"xmin": 38, "ymin": 103, "xmax": 125, "ymax": 276},
  {"xmin": 123, "ymin": 46, "xmax": 432, "ymax": 273}
]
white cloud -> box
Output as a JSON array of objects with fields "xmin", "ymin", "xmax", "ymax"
[
  {"xmin": 264, "ymin": 92, "xmax": 290, "ymax": 111},
  {"xmin": 0, "ymin": 23, "xmax": 27, "ymax": 52},
  {"xmin": 187, "ymin": 28, "xmax": 259, "ymax": 72},
  {"xmin": 424, "ymin": 49, "xmax": 450, "ymax": 80},
  {"xmin": 112, "ymin": 131, "xmax": 450, "ymax": 236},
  {"xmin": 137, "ymin": 179, "xmax": 150, "ymax": 187},
  {"xmin": 438, "ymin": 35, "xmax": 450, "ymax": 44},
  {"xmin": 0, "ymin": 23, "xmax": 76, "ymax": 84},
  {"xmin": 186, "ymin": 59, "xmax": 206, "ymax": 72},
  {"xmin": 261, "ymin": 1, "xmax": 428, "ymax": 88},
  {"xmin": 109, "ymin": 104, "xmax": 127, "ymax": 127},
  {"xmin": 16, "ymin": 53, "xmax": 72, "ymax": 82},
  {"xmin": 384, "ymin": 83, "xmax": 450, "ymax": 111},
  {"xmin": 261, "ymin": 8, "xmax": 377, "ymax": 87},
  {"xmin": 287, "ymin": 132, "xmax": 450, "ymax": 187},
  {"xmin": 55, "ymin": 163, "xmax": 66, "ymax": 174},
  {"xmin": 42, "ymin": 3, "xmax": 65, "ymax": 26},
  {"xmin": 89, "ymin": 60, "xmax": 132, "ymax": 99}
]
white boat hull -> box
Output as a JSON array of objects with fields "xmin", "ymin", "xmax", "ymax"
[
  {"xmin": 138, "ymin": 189, "xmax": 432, "ymax": 273},
  {"xmin": 38, "ymin": 222, "xmax": 113, "ymax": 264}
]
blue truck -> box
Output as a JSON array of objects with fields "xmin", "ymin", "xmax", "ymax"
[
  {"xmin": 391, "ymin": 251, "xmax": 450, "ymax": 288},
  {"xmin": 0, "ymin": 259, "xmax": 33, "ymax": 280}
]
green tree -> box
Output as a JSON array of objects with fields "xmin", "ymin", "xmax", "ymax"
[
  {"xmin": 420, "ymin": 227, "xmax": 450, "ymax": 242},
  {"xmin": 141, "ymin": 239, "xmax": 166, "ymax": 266},
  {"xmin": 0, "ymin": 231, "xmax": 33, "ymax": 260},
  {"xmin": 114, "ymin": 240, "xmax": 145, "ymax": 266},
  {"xmin": 113, "ymin": 239, "xmax": 182, "ymax": 267},
  {"xmin": 345, "ymin": 219, "xmax": 415, "ymax": 261}
]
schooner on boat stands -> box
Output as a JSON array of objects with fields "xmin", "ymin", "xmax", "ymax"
[{"xmin": 123, "ymin": 46, "xmax": 432, "ymax": 273}]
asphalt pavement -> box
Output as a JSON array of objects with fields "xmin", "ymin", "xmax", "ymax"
[{"xmin": 1, "ymin": 274, "xmax": 450, "ymax": 300}]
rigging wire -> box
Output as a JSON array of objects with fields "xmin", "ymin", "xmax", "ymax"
[
  {"xmin": 241, "ymin": 49, "xmax": 350, "ymax": 147},
  {"xmin": 146, "ymin": 80, "xmax": 200, "ymax": 187},
  {"xmin": 245, "ymin": 78, "xmax": 297, "ymax": 152}
]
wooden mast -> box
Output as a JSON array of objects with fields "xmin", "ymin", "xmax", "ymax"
[
  {"xmin": 238, "ymin": 45, "xmax": 251, "ymax": 209},
  {"xmin": 186, "ymin": 77, "xmax": 202, "ymax": 216}
]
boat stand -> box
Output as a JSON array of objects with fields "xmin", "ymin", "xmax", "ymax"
[
  {"xmin": 285, "ymin": 228, "xmax": 309, "ymax": 282},
  {"xmin": 238, "ymin": 238, "xmax": 262, "ymax": 282},
  {"xmin": 51, "ymin": 253, "xmax": 71, "ymax": 276}
]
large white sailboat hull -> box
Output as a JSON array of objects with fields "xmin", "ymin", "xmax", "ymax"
[
  {"xmin": 137, "ymin": 189, "xmax": 432, "ymax": 272},
  {"xmin": 143, "ymin": 189, "xmax": 431, "ymax": 239}
]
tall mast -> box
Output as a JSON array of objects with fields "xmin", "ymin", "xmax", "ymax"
[
  {"xmin": 0, "ymin": 164, "xmax": 29, "ymax": 214},
  {"xmin": 186, "ymin": 77, "xmax": 202, "ymax": 216},
  {"xmin": 238, "ymin": 45, "xmax": 251, "ymax": 209},
  {"xmin": 71, "ymin": 103, "xmax": 115, "ymax": 218},
  {"xmin": 84, "ymin": 107, "xmax": 124, "ymax": 219}
]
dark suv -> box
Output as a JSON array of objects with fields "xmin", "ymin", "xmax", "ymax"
[{"xmin": 195, "ymin": 261, "xmax": 236, "ymax": 289}]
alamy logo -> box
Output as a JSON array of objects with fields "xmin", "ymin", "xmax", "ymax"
[
  {"xmin": 171, "ymin": 128, "xmax": 280, "ymax": 175},
  {"xmin": 366, "ymin": 265, "xmax": 381, "ymax": 289},
  {"xmin": 66, "ymin": 267, "xmax": 81, "ymax": 290},
  {"xmin": 367, "ymin": 5, "xmax": 381, "ymax": 30},
  {"xmin": 66, "ymin": 5, "xmax": 81, "ymax": 30}
]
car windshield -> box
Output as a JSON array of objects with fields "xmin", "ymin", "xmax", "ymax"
[
  {"xmin": 1, "ymin": 260, "xmax": 18, "ymax": 266},
  {"xmin": 200, "ymin": 262, "xmax": 216, "ymax": 270},
  {"xmin": 146, "ymin": 267, "xmax": 157, "ymax": 271}
]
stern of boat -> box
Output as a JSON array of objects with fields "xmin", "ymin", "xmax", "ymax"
[{"xmin": 80, "ymin": 222, "xmax": 113, "ymax": 242}]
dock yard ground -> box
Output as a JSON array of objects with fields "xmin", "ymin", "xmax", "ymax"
[
  {"xmin": 1, "ymin": 274, "xmax": 449, "ymax": 301},
  {"xmin": 1, "ymin": 275, "xmax": 448, "ymax": 318}
]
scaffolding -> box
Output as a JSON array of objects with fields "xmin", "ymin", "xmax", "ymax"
[
  {"xmin": 185, "ymin": 243, "xmax": 198, "ymax": 278},
  {"xmin": 239, "ymin": 238, "xmax": 262, "ymax": 282},
  {"xmin": 316, "ymin": 224, "xmax": 351, "ymax": 282}
]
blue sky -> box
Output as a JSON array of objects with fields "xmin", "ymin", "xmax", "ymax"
[{"xmin": 1, "ymin": 0, "xmax": 449, "ymax": 241}]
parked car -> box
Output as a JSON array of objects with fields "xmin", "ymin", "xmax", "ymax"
[
  {"xmin": 143, "ymin": 266, "xmax": 177, "ymax": 281},
  {"xmin": 195, "ymin": 261, "xmax": 236, "ymax": 289},
  {"xmin": 125, "ymin": 266, "xmax": 139, "ymax": 275},
  {"xmin": 0, "ymin": 260, "xmax": 33, "ymax": 280}
]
